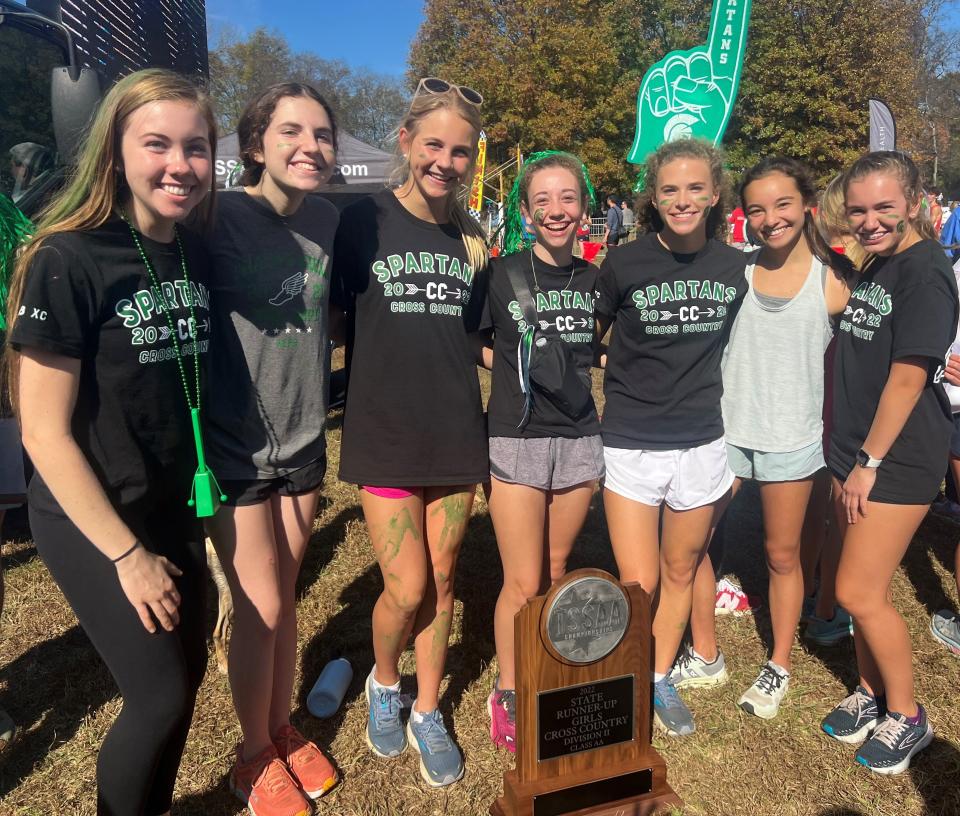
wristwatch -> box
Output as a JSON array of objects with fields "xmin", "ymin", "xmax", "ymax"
[{"xmin": 856, "ymin": 448, "xmax": 883, "ymax": 468}]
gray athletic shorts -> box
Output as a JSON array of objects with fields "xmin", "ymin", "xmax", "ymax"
[{"xmin": 489, "ymin": 435, "xmax": 604, "ymax": 491}]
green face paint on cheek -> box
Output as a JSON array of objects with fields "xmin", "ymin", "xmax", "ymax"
[
  {"xmin": 533, "ymin": 208, "xmax": 545, "ymax": 224},
  {"xmin": 897, "ymin": 220, "xmax": 906, "ymax": 233},
  {"xmin": 277, "ymin": 142, "xmax": 294, "ymax": 149},
  {"xmin": 659, "ymin": 199, "xmax": 671, "ymax": 207}
]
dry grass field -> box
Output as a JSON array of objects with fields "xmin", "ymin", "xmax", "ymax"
[{"xmin": 0, "ymin": 368, "xmax": 958, "ymax": 815}]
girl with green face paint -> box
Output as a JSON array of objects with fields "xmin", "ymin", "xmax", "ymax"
[
  {"xmin": 203, "ymin": 82, "xmax": 342, "ymax": 812},
  {"xmin": 481, "ymin": 151, "xmax": 603, "ymax": 754},
  {"xmin": 595, "ymin": 138, "xmax": 749, "ymax": 739},
  {"xmin": 335, "ymin": 79, "xmax": 489, "ymax": 789},
  {"xmin": 816, "ymin": 151, "xmax": 956, "ymax": 775}
]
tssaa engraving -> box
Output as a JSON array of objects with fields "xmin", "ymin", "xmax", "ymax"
[{"xmin": 545, "ymin": 577, "xmax": 629, "ymax": 663}]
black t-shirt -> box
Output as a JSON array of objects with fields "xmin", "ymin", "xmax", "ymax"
[
  {"xmin": 333, "ymin": 190, "xmax": 488, "ymax": 486},
  {"xmin": 481, "ymin": 251, "xmax": 600, "ymax": 438},
  {"xmin": 9, "ymin": 219, "xmax": 211, "ymax": 509},
  {"xmin": 829, "ymin": 239, "xmax": 958, "ymax": 498},
  {"xmin": 596, "ymin": 233, "xmax": 747, "ymax": 449}
]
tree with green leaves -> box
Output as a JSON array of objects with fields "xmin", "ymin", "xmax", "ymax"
[
  {"xmin": 208, "ymin": 27, "xmax": 407, "ymax": 148},
  {"xmin": 410, "ymin": 0, "xmax": 951, "ymax": 194}
]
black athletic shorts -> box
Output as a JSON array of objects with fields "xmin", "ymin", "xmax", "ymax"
[{"xmin": 219, "ymin": 456, "xmax": 327, "ymax": 506}]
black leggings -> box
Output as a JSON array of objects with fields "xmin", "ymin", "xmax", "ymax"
[{"xmin": 29, "ymin": 498, "xmax": 207, "ymax": 816}]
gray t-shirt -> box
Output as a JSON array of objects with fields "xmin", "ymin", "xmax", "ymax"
[{"xmin": 205, "ymin": 191, "xmax": 338, "ymax": 479}]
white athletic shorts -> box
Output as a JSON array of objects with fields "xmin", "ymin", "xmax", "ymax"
[{"xmin": 603, "ymin": 437, "xmax": 734, "ymax": 510}]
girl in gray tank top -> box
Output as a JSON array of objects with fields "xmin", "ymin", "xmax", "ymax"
[{"xmin": 674, "ymin": 158, "xmax": 856, "ymax": 723}]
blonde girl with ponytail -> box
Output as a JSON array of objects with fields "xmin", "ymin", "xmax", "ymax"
[{"xmin": 332, "ymin": 78, "xmax": 489, "ymax": 788}]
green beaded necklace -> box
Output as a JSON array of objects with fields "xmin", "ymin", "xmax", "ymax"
[{"xmin": 124, "ymin": 217, "xmax": 226, "ymax": 517}]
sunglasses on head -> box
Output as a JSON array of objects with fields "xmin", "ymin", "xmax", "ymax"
[{"xmin": 414, "ymin": 77, "xmax": 483, "ymax": 106}]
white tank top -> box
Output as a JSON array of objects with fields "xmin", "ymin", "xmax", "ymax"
[{"xmin": 721, "ymin": 253, "xmax": 833, "ymax": 452}]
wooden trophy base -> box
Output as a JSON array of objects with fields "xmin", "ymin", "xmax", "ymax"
[{"xmin": 490, "ymin": 749, "xmax": 682, "ymax": 816}]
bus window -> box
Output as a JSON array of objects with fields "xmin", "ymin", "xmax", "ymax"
[{"xmin": 0, "ymin": 23, "xmax": 64, "ymax": 204}]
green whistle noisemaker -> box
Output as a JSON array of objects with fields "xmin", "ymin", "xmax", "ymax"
[{"xmin": 188, "ymin": 408, "xmax": 227, "ymax": 518}]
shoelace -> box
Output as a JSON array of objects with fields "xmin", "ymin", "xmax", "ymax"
[
  {"xmin": 375, "ymin": 689, "xmax": 402, "ymax": 728},
  {"xmin": 256, "ymin": 759, "xmax": 293, "ymax": 795},
  {"xmin": 414, "ymin": 712, "xmax": 451, "ymax": 755},
  {"xmin": 674, "ymin": 648, "xmax": 694, "ymax": 674},
  {"xmin": 656, "ymin": 678, "xmax": 684, "ymax": 708},
  {"xmin": 278, "ymin": 729, "xmax": 313, "ymax": 766},
  {"xmin": 837, "ymin": 689, "xmax": 873, "ymax": 717},
  {"xmin": 497, "ymin": 690, "xmax": 516, "ymax": 720},
  {"xmin": 871, "ymin": 716, "xmax": 910, "ymax": 750},
  {"xmin": 754, "ymin": 665, "xmax": 785, "ymax": 695}
]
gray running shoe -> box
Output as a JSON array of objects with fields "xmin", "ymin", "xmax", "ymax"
[
  {"xmin": 668, "ymin": 645, "xmax": 729, "ymax": 689},
  {"xmin": 365, "ymin": 668, "xmax": 407, "ymax": 758},
  {"xmin": 821, "ymin": 686, "xmax": 884, "ymax": 744},
  {"xmin": 855, "ymin": 709, "xmax": 934, "ymax": 775},
  {"xmin": 805, "ymin": 606, "xmax": 854, "ymax": 646},
  {"xmin": 406, "ymin": 708, "xmax": 464, "ymax": 787},
  {"xmin": 930, "ymin": 609, "xmax": 960, "ymax": 656},
  {"xmin": 738, "ymin": 662, "xmax": 789, "ymax": 719},
  {"xmin": 653, "ymin": 677, "xmax": 695, "ymax": 736}
]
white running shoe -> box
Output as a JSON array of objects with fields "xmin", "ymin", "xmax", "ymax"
[{"xmin": 738, "ymin": 661, "xmax": 789, "ymax": 719}]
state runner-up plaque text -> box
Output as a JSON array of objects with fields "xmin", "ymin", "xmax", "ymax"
[{"xmin": 491, "ymin": 568, "xmax": 681, "ymax": 816}]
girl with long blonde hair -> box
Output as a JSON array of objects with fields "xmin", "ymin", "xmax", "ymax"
[{"xmin": 332, "ymin": 78, "xmax": 488, "ymax": 787}]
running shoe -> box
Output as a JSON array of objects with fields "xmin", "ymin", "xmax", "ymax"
[
  {"xmin": 667, "ymin": 645, "xmax": 729, "ymax": 689},
  {"xmin": 821, "ymin": 686, "xmax": 884, "ymax": 744},
  {"xmin": 273, "ymin": 724, "xmax": 337, "ymax": 799},
  {"xmin": 855, "ymin": 708, "xmax": 934, "ymax": 775},
  {"xmin": 715, "ymin": 577, "xmax": 761, "ymax": 616},
  {"xmin": 738, "ymin": 662, "xmax": 789, "ymax": 719},
  {"xmin": 365, "ymin": 668, "xmax": 406, "ymax": 758},
  {"xmin": 487, "ymin": 684, "xmax": 516, "ymax": 753},
  {"xmin": 229, "ymin": 744, "xmax": 311, "ymax": 816},
  {"xmin": 805, "ymin": 606, "xmax": 854, "ymax": 646},
  {"xmin": 653, "ymin": 677, "xmax": 695, "ymax": 736},
  {"xmin": 406, "ymin": 708, "xmax": 464, "ymax": 787},
  {"xmin": 930, "ymin": 609, "xmax": 960, "ymax": 656}
]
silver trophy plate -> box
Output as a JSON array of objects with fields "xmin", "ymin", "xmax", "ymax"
[{"xmin": 545, "ymin": 576, "xmax": 630, "ymax": 663}]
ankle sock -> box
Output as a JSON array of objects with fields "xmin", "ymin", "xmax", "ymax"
[
  {"xmin": 904, "ymin": 705, "xmax": 925, "ymax": 726},
  {"xmin": 410, "ymin": 705, "xmax": 435, "ymax": 724},
  {"xmin": 769, "ymin": 660, "xmax": 790, "ymax": 677},
  {"xmin": 370, "ymin": 667, "xmax": 400, "ymax": 693}
]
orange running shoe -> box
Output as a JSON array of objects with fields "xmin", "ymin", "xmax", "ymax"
[
  {"xmin": 273, "ymin": 724, "xmax": 338, "ymax": 799},
  {"xmin": 229, "ymin": 743, "xmax": 312, "ymax": 816}
]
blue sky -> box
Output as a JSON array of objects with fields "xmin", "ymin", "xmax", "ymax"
[{"xmin": 205, "ymin": 0, "xmax": 426, "ymax": 77}]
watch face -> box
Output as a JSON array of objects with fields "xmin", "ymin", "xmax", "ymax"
[{"xmin": 856, "ymin": 450, "xmax": 869, "ymax": 467}]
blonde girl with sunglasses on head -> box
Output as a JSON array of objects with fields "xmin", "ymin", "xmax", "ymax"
[{"xmin": 332, "ymin": 77, "xmax": 488, "ymax": 788}]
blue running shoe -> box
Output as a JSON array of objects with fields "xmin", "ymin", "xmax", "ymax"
[
  {"xmin": 653, "ymin": 677, "xmax": 695, "ymax": 736},
  {"xmin": 855, "ymin": 708, "xmax": 933, "ymax": 775},
  {"xmin": 821, "ymin": 686, "xmax": 883, "ymax": 744},
  {"xmin": 930, "ymin": 609, "xmax": 960, "ymax": 656},
  {"xmin": 406, "ymin": 708, "xmax": 464, "ymax": 787},
  {"xmin": 805, "ymin": 606, "xmax": 854, "ymax": 646},
  {"xmin": 365, "ymin": 668, "xmax": 406, "ymax": 758}
]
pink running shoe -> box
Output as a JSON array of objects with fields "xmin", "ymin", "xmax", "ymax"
[
  {"xmin": 487, "ymin": 685, "xmax": 516, "ymax": 753},
  {"xmin": 715, "ymin": 577, "xmax": 761, "ymax": 617}
]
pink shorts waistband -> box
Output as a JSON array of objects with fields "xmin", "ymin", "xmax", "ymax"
[{"xmin": 362, "ymin": 485, "xmax": 415, "ymax": 499}]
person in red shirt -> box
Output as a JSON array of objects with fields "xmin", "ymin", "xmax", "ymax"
[{"xmin": 728, "ymin": 205, "xmax": 747, "ymax": 248}]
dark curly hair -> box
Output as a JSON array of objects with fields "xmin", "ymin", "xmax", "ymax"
[
  {"xmin": 635, "ymin": 139, "xmax": 728, "ymax": 240},
  {"xmin": 237, "ymin": 82, "xmax": 338, "ymax": 187}
]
